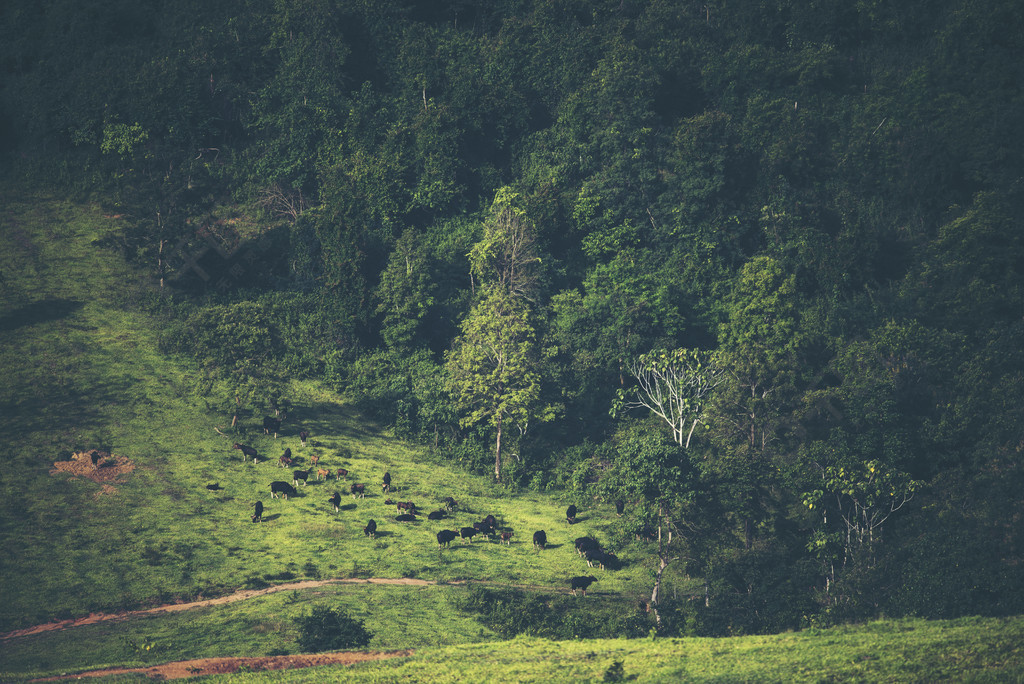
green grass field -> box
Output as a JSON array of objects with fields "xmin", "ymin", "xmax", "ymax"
[{"xmin": 2, "ymin": 192, "xmax": 1022, "ymax": 682}]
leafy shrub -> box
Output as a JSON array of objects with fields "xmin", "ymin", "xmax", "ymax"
[{"xmin": 295, "ymin": 606, "xmax": 373, "ymax": 652}]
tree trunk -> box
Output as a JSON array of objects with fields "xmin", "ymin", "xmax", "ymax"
[{"xmin": 494, "ymin": 415, "xmax": 503, "ymax": 481}]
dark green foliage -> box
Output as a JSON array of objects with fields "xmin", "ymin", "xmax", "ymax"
[
  {"xmin": 454, "ymin": 587, "xmax": 648, "ymax": 640},
  {"xmin": 295, "ymin": 605, "xmax": 373, "ymax": 652}
]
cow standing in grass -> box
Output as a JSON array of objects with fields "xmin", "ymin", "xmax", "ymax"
[
  {"xmin": 437, "ymin": 530, "xmax": 458, "ymax": 548},
  {"xmin": 364, "ymin": 519, "xmax": 377, "ymax": 537},
  {"xmin": 328, "ymin": 491, "xmax": 341, "ymax": 513},
  {"xmin": 570, "ymin": 576, "xmax": 597, "ymax": 596},
  {"xmin": 263, "ymin": 416, "xmax": 281, "ymax": 438},
  {"xmin": 533, "ymin": 530, "xmax": 547, "ymax": 549},
  {"xmin": 252, "ymin": 501, "xmax": 263, "ymax": 522},
  {"xmin": 233, "ymin": 443, "xmax": 258, "ymax": 463}
]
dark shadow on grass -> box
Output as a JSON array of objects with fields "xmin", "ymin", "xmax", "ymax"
[
  {"xmin": 338, "ymin": 503, "xmax": 357, "ymax": 511},
  {"xmin": 0, "ymin": 298, "xmax": 83, "ymax": 332},
  {"xmin": 258, "ymin": 514, "xmax": 282, "ymax": 522}
]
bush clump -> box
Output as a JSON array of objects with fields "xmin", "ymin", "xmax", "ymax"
[{"xmin": 295, "ymin": 606, "xmax": 373, "ymax": 652}]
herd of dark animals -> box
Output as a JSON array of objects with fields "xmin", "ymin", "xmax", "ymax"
[{"xmin": 220, "ymin": 417, "xmax": 624, "ymax": 597}]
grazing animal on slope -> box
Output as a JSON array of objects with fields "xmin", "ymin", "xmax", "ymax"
[
  {"xmin": 252, "ymin": 501, "xmax": 263, "ymax": 522},
  {"xmin": 442, "ymin": 496, "xmax": 457, "ymax": 512},
  {"xmin": 293, "ymin": 469, "xmax": 310, "ymax": 487},
  {"xmin": 570, "ymin": 575, "xmax": 598, "ymax": 596},
  {"xmin": 328, "ymin": 491, "xmax": 341, "ymax": 513},
  {"xmin": 206, "ymin": 483, "xmax": 221, "ymax": 491},
  {"xmin": 233, "ymin": 443, "xmax": 258, "ymax": 463},
  {"xmin": 317, "ymin": 468, "xmax": 331, "ymax": 481},
  {"xmin": 533, "ymin": 530, "xmax": 547, "ymax": 549},
  {"xmin": 350, "ymin": 483, "xmax": 365, "ymax": 498},
  {"xmin": 427, "ymin": 510, "xmax": 446, "ymax": 520},
  {"xmin": 437, "ymin": 529, "xmax": 458, "ymax": 548},
  {"xmin": 263, "ymin": 416, "xmax": 281, "ymax": 438},
  {"xmin": 500, "ymin": 531, "xmax": 514, "ymax": 545},
  {"xmin": 566, "ymin": 504, "xmax": 578, "ymax": 524},
  {"xmin": 299, "ymin": 430, "xmax": 309, "ymax": 446},
  {"xmin": 382, "ymin": 471, "xmax": 392, "ymax": 493},
  {"xmin": 575, "ymin": 537, "xmax": 599, "ymax": 557},
  {"xmin": 336, "ymin": 468, "xmax": 349, "ymax": 481},
  {"xmin": 459, "ymin": 527, "xmax": 479, "ymax": 543},
  {"xmin": 279, "ymin": 449, "xmax": 293, "ymax": 468},
  {"xmin": 615, "ymin": 500, "xmax": 624, "ymax": 516},
  {"xmin": 395, "ymin": 513, "xmax": 416, "ymax": 522},
  {"xmin": 269, "ymin": 481, "xmax": 297, "ymax": 499},
  {"xmin": 364, "ymin": 519, "xmax": 377, "ymax": 537},
  {"xmin": 310, "ymin": 453, "xmax": 320, "ymax": 467}
]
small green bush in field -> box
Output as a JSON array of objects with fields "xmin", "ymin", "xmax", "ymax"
[{"xmin": 295, "ymin": 606, "xmax": 372, "ymax": 652}]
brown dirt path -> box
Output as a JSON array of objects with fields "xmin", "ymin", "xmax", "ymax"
[
  {"xmin": 1, "ymin": 578, "xmax": 439, "ymax": 642},
  {"xmin": 31, "ymin": 649, "xmax": 415, "ymax": 681}
]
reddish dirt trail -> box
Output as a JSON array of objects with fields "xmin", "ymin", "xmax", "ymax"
[
  {"xmin": 1, "ymin": 578, "xmax": 438, "ymax": 642},
  {"xmin": 31, "ymin": 649, "xmax": 415, "ymax": 681}
]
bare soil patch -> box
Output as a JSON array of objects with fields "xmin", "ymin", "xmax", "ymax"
[
  {"xmin": 32, "ymin": 649, "xmax": 414, "ymax": 681},
  {"xmin": 49, "ymin": 450, "xmax": 134, "ymax": 494}
]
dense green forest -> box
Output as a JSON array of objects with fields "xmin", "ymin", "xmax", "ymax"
[{"xmin": 2, "ymin": 0, "xmax": 1022, "ymax": 636}]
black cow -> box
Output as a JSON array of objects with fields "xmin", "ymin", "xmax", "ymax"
[
  {"xmin": 427, "ymin": 510, "xmax": 446, "ymax": 520},
  {"xmin": 459, "ymin": 527, "xmax": 479, "ymax": 543},
  {"xmin": 299, "ymin": 430, "xmax": 309, "ymax": 446},
  {"xmin": 206, "ymin": 483, "xmax": 221, "ymax": 491},
  {"xmin": 328, "ymin": 491, "xmax": 341, "ymax": 513},
  {"xmin": 533, "ymin": 530, "xmax": 547, "ymax": 549},
  {"xmin": 233, "ymin": 443, "xmax": 258, "ymax": 462},
  {"xmin": 364, "ymin": 519, "xmax": 377, "ymax": 537},
  {"xmin": 437, "ymin": 529, "xmax": 458, "ymax": 548},
  {"xmin": 570, "ymin": 575, "xmax": 598, "ymax": 596},
  {"xmin": 293, "ymin": 469, "xmax": 309, "ymax": 487},
  {"xmin": 483, "ymin": 514, "xmax": 498, "ymax": 529},
  {"xmin": 263, "ymin": 416, "xmax": 281, "ymax": 438},
  {"xmin": 253, "ymin": 500, "xmax": 264, "ymax": 522},
  {"xmin": 442, "ymin": 496, "xmax": 457, "ymax": 512},
  {"xmin": 279, "ymin": 449, "xmax": 293, "ymax": 468},
  {"xmin": 270, "ymin": 481, "xmax": 297, "ymax": 499},
  {"xmin": 89, "ymin": 450, "xmax": 102, "ymax": 468},
  {"xmin": 382, "ymin": 472, "xmax": 392, "ymax": 493},
  {"xmin": 350, "ymin": 483, "xmax": 365, "ymax": 498},
  {"xmin": 585, "ymin": 548, "xmax": 607, "ymax": 569},
  {"xmin": 575, "ymin": 536, "xmax": 599, "ymax": 557},
  {"xmin": 566, "ymin": 504, "xmax": 578, "ymax": 524},
  {"xmin": 473, "ymin": 521, "xmax": 494, "ymax": 538},
  {"xmin": 615, "ymin": 500, "xmax": 625, "ymax": 516},
  {"xmin": 396, "ymin": 513, "xmax": 416, "ymax": 522}
]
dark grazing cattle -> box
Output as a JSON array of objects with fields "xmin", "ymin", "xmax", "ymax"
[
  {"xmin": 364, "ymin": 519, "xmax": 377, "ymax": 537},
  {"xmin": 233, "ymin": 443, "xmax": 258, "ymax": 462},
  {"xmin": 89, "ymin": 450, "xmax": 102, "ymax": 468},
  {"xmin": 206, "ymin": 483, "xmax": 221, "ymax": 491},
  {"xmin": 328, "ymin": 491, "xmax": 341, "ymax": 513},
  {"xmin": 483, "ymin": 514, "xmax": 497, "ymax": 529},
  {"xmin": 575, "ymin": 537, "xmax": 599, "ymax": 557},
  {"xmin": 566, "ymin": 504, "xmax": 578, "ymax": 524},
  {"xmin": 615, "ymin": 500, "xmax": 625, "ymax": 516},
  {"xmin": 279, "ymin": 449, "xmax": 293, "ymax": 468},
  {"xmin": 293, "ymin": 469, "xmax": 310, "ymax": 487},
  {"xmin": 442, "ymin": 496, "xmax": 457, "ymax": 512},
  {"xmin": 533, "ymin": 530, "xmax": 547, "ymax": 549},
  {"xmin": 427, "ymin": 510, "xmax": 445, "ymax": 520},
  {"xmin": 395, "ymin": 513, "xmax": 416, "ymax": 522},
  {"xmin": 336, "ymin": 468, "xmax": 349, "ymax": 481},
  {"xmin": 585, "ymin": 548, "xmax": 607, "ymax": 569},
  {"xmin": 269, "ymin": 481, "xmax": 297, "ymax": 499},
  {"xmin": 500, "ymin": 531, "xmax": 514, "ymax": 545},
  {"xmin": 382, "ymin": 472, "xmax": 392, "ymax": 493},
  {"xmin": 299, "ymin": 430, "xmax": 309, "ymax": 446},
  {"xmin": 459, "ymin": 527, "xmax": 479, "ymax": 543},
  {"xmin": 384, "ymin": 498, "xmax": 395, "ymax": 506},
  {"xmin": 253, "ymin": 501, "xmax": 264, "ymax": 522},
  {"xmin": 397, "ymin": 501, "xmax": 417, "ymax": 513},
  {"xmin": 263, "ymin": 416, "xmax": 281, "ymax": 438},
  {"xmin": 473, "ymin": 521, "xmax": 494, "ymax": 538},
  {"xmin": 350, "ymin": 483, "xmax": 365, "ymax": 498},
  {"xmin": 570, "ymin": 575, "xmax": 598, "ymax": 596},
  {"xmin": 437, "ymin": 529, "xmax": 458, "ymax": 548}
]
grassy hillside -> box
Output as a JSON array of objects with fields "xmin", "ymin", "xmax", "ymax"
[
  {"xmin": 0, "ymin": 193, "xmax": 663, "ymax": 658},
  {"xmin": 3, "ymin": 613, "xmax": 1023, "ymax": 681}
]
